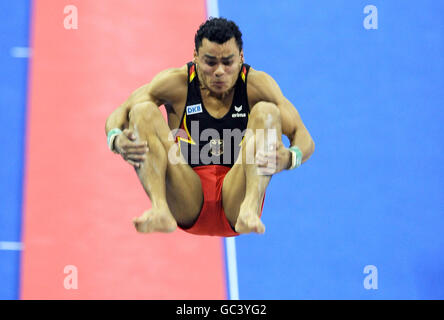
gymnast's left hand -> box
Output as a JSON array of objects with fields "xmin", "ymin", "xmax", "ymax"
[{"xmin": 255, "ymin": 141, "xmax": 290, "ymax": 175}]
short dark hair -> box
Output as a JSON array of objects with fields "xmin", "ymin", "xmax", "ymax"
[{"xmin": 195, "ymin": 17, "xmax": 243, "ymax": 52}]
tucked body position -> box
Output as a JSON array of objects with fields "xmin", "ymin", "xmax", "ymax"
[{"xmin": 105, "ymin": 18, "xmax": 315, "ymax": 237}]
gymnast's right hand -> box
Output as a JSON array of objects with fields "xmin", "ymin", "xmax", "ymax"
[{"xmin": 114, "ymin": 129, "xmax": 149, "ymax": 168}]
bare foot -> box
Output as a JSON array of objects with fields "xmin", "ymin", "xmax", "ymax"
[
  {"xmin": 132, "ymin": 208, "xmax": 177, "ymax": 233},
  {"xmin": 235, "ymin": 201, "xmax": 265, "ymax": 234}
]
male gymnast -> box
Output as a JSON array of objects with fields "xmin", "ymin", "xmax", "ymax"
[{"xmin": 105, "ymin": 18, "xmax": 314, "ymax": 237}]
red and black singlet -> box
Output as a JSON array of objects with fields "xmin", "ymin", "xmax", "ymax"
[{"xmin": 175, "ymin": 62, "xmax": 251, "ymax": 168}]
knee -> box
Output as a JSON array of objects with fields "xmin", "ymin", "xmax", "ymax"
[
  {"xmin": 249, "ymin": 101, "xmax": 281, "ymax": 127},
  {"xmin": 129, "ymin": 102, "xmax": 159, "ymax": 123}
]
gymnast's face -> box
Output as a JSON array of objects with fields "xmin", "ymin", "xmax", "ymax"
[{"xmin": 194, "ymin": 37, "xmax": 244, "ymax": 95}]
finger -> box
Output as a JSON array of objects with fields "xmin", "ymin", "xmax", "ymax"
[
  {"xmin": 257, "ymin": 159, "xmax": 267, "ymax": 167},
  {"xmin": 255, "ymin": 155, "xmax": 267, "ymax": 165},
  {"xmin": 127, "ymin": 131, "xmax": 141, "ymax": 141},
  {"xmin": 124, "ymin": 146, "xmax": 149, "ymax": 154},
  {"xmin": 123, "ymin": 129, "xmax": 136, "ymax": 141},
  {"xmin": 121, "ymin": 151, "xmax": 146, "ymax": 161},
  {"xmin": 124, "ymin": 140, "xmax": 147, "ymax": 148},
  {"xmin": 121, "ymin": 143, "xmax": 148, "ymax": 152},
  {"xmin": 259, "ymin": 150, "xmax": 277, "ymax": 160},
  {"xmin": 257, "ymin": 156, "xmax": 276, "ymax": 169},
  {"xmin": 127, "ymin": 159, "xmax": 141, "ymax": 168},
  {"xmin": 256, "ymin": 160, "xmax": 267, "ymax": 167},
  {"xmin": 126, "ymin": 141, "xmax": 148, "ymax": 149},
  {"xmin": 263, "ymin": 149, "xmax": 277, "ymax": 157},
  {"xmin": 123, "ymin": 129, "xmax": 131, "ymax": 136},
  {"xmin": 126, "ymin": 154, "xmax": 146, "ymax": 162},
  {"xmin": 260, "ymin": 165, "xmax": 277, "ymax": 174},
  {"xmin": 256, "ymin": 167, "xmax": 274, "ymax": 176}
]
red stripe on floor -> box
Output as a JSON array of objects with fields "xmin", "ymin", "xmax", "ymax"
[{"xmin": 21, "ymin": 0, "xmax": 226, "ymax": 299}]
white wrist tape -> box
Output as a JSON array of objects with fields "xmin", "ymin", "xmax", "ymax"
[
  {"xmin": 107, "ymin": 128, "xmax": 123, "ymax": 153},
  {"xmin": 288, "ymin": 146, "xmax": 303, "ymax": 170}
]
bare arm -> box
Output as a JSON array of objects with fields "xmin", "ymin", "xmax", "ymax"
[
  {"xmin": 248, "ymin": 69, "xmax": 315, "ymax": 164},
  {"xmin": 105, "ymin": 84, "xmax": 150, "ymax": 134},
  {"xmin": 278, "ymin": 97, "xmax": 315, "ymax": 164},
  {"xmin": 104, "ymin": 66, "xmax": 187, "ymax": 167},
  {"xmin": 104, "ymin": 65, "xmax": 187, "ymax": 135}
]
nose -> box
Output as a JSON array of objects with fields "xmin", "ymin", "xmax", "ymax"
[{"xmin": 214, "ymin": 64, "xmax": 224, "ymax": 77}]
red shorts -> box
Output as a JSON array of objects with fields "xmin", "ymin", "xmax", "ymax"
[{"xmin": 179, "ymin": 165, "xmax": 265, "ymax": 237}]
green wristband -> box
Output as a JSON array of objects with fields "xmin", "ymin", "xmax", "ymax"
[
  {"xmin": 107, "ymin": 128, "xmax": 122, "ymax": 153},
  {"xmin": 288, "ymin": 146, "xmax": 303, "ymax": 169}
]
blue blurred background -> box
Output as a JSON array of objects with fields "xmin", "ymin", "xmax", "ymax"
[
  {"xmin": 1, "ymin": 0, "xmax": 443, "ymax": 299},
  {"xmin": 0, "ymin": 0, "xmax": 31, "ymax": 299},
  {"xmin": 220, "ymin": 0, "xmax": 444, "ymax": 299}
]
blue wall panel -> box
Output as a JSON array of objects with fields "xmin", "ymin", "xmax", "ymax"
[
  {"xmin": 219, "ymin": 0, "xmax": 444, "ymax": 299},
  {"xmin": 0, "ymin": 0, "xmax": 31, "ymax": 299}
]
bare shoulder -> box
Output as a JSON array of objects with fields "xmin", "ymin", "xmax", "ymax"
[
  {"xmin": 247, "ymin": 67, "xmax": 283, "ymax": 107},
  {"xmin": 148, "ymin": 64, "xmax": 188, "ymax": 106}
]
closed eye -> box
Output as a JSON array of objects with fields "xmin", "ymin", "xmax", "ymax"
[{"xmin": 206, "ymin": 60, "xmax": 217, "ymax": 66}]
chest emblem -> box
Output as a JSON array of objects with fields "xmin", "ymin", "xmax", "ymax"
[
  {"xmin": 186, "ymin": 103, "xmax": 203, "ymax": 115},
  {"xmin": 209, "ymin": 139, "xmax": 224, "ymax": 156},
  {"xmin": 233, "ymin": 105, "xmax": 247, "ymax": 118}
]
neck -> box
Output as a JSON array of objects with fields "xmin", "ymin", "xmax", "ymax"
[{"xmin": 200, "ymin": 83, "xmax": 234, "ymax": 101}]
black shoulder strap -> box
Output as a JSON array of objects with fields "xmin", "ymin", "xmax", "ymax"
[
  {"xmin": 235, "ymin": 63, "xmax": 251, "ymax": 112},
  {"xmin": 185, "ymin": 62, "xmax": 201, "ymax": 106}
]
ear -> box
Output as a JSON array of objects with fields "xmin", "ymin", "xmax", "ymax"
[
  {"xmin": 240, "ymin": 50, "xmax": 244, "ymax": 64},
  {"xmin": 193, "ymin": 50, "xmax": 198, "ymax": 64}
]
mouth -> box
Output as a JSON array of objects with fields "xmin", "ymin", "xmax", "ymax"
[{"xmin": 213, "ymin": 81, "xmax": 225, "ymax": 87}]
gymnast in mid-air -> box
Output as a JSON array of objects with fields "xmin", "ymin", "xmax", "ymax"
[{"xmin": 105, "ymin": 17, "xmax": 315, "ymax": 237}]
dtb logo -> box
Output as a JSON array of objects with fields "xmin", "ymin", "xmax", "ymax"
[{"xmin": 186, "ymin": 104, "xmax": 202, "ymax": 115}]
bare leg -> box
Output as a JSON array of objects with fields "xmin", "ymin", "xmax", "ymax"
[
  {"xmin": 222, "ymin": 102, "xmax": 282, "ymax": 234},
  {"xmin": 128, "ymin": 102, "xmax": 203, "ymax": 233}
]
